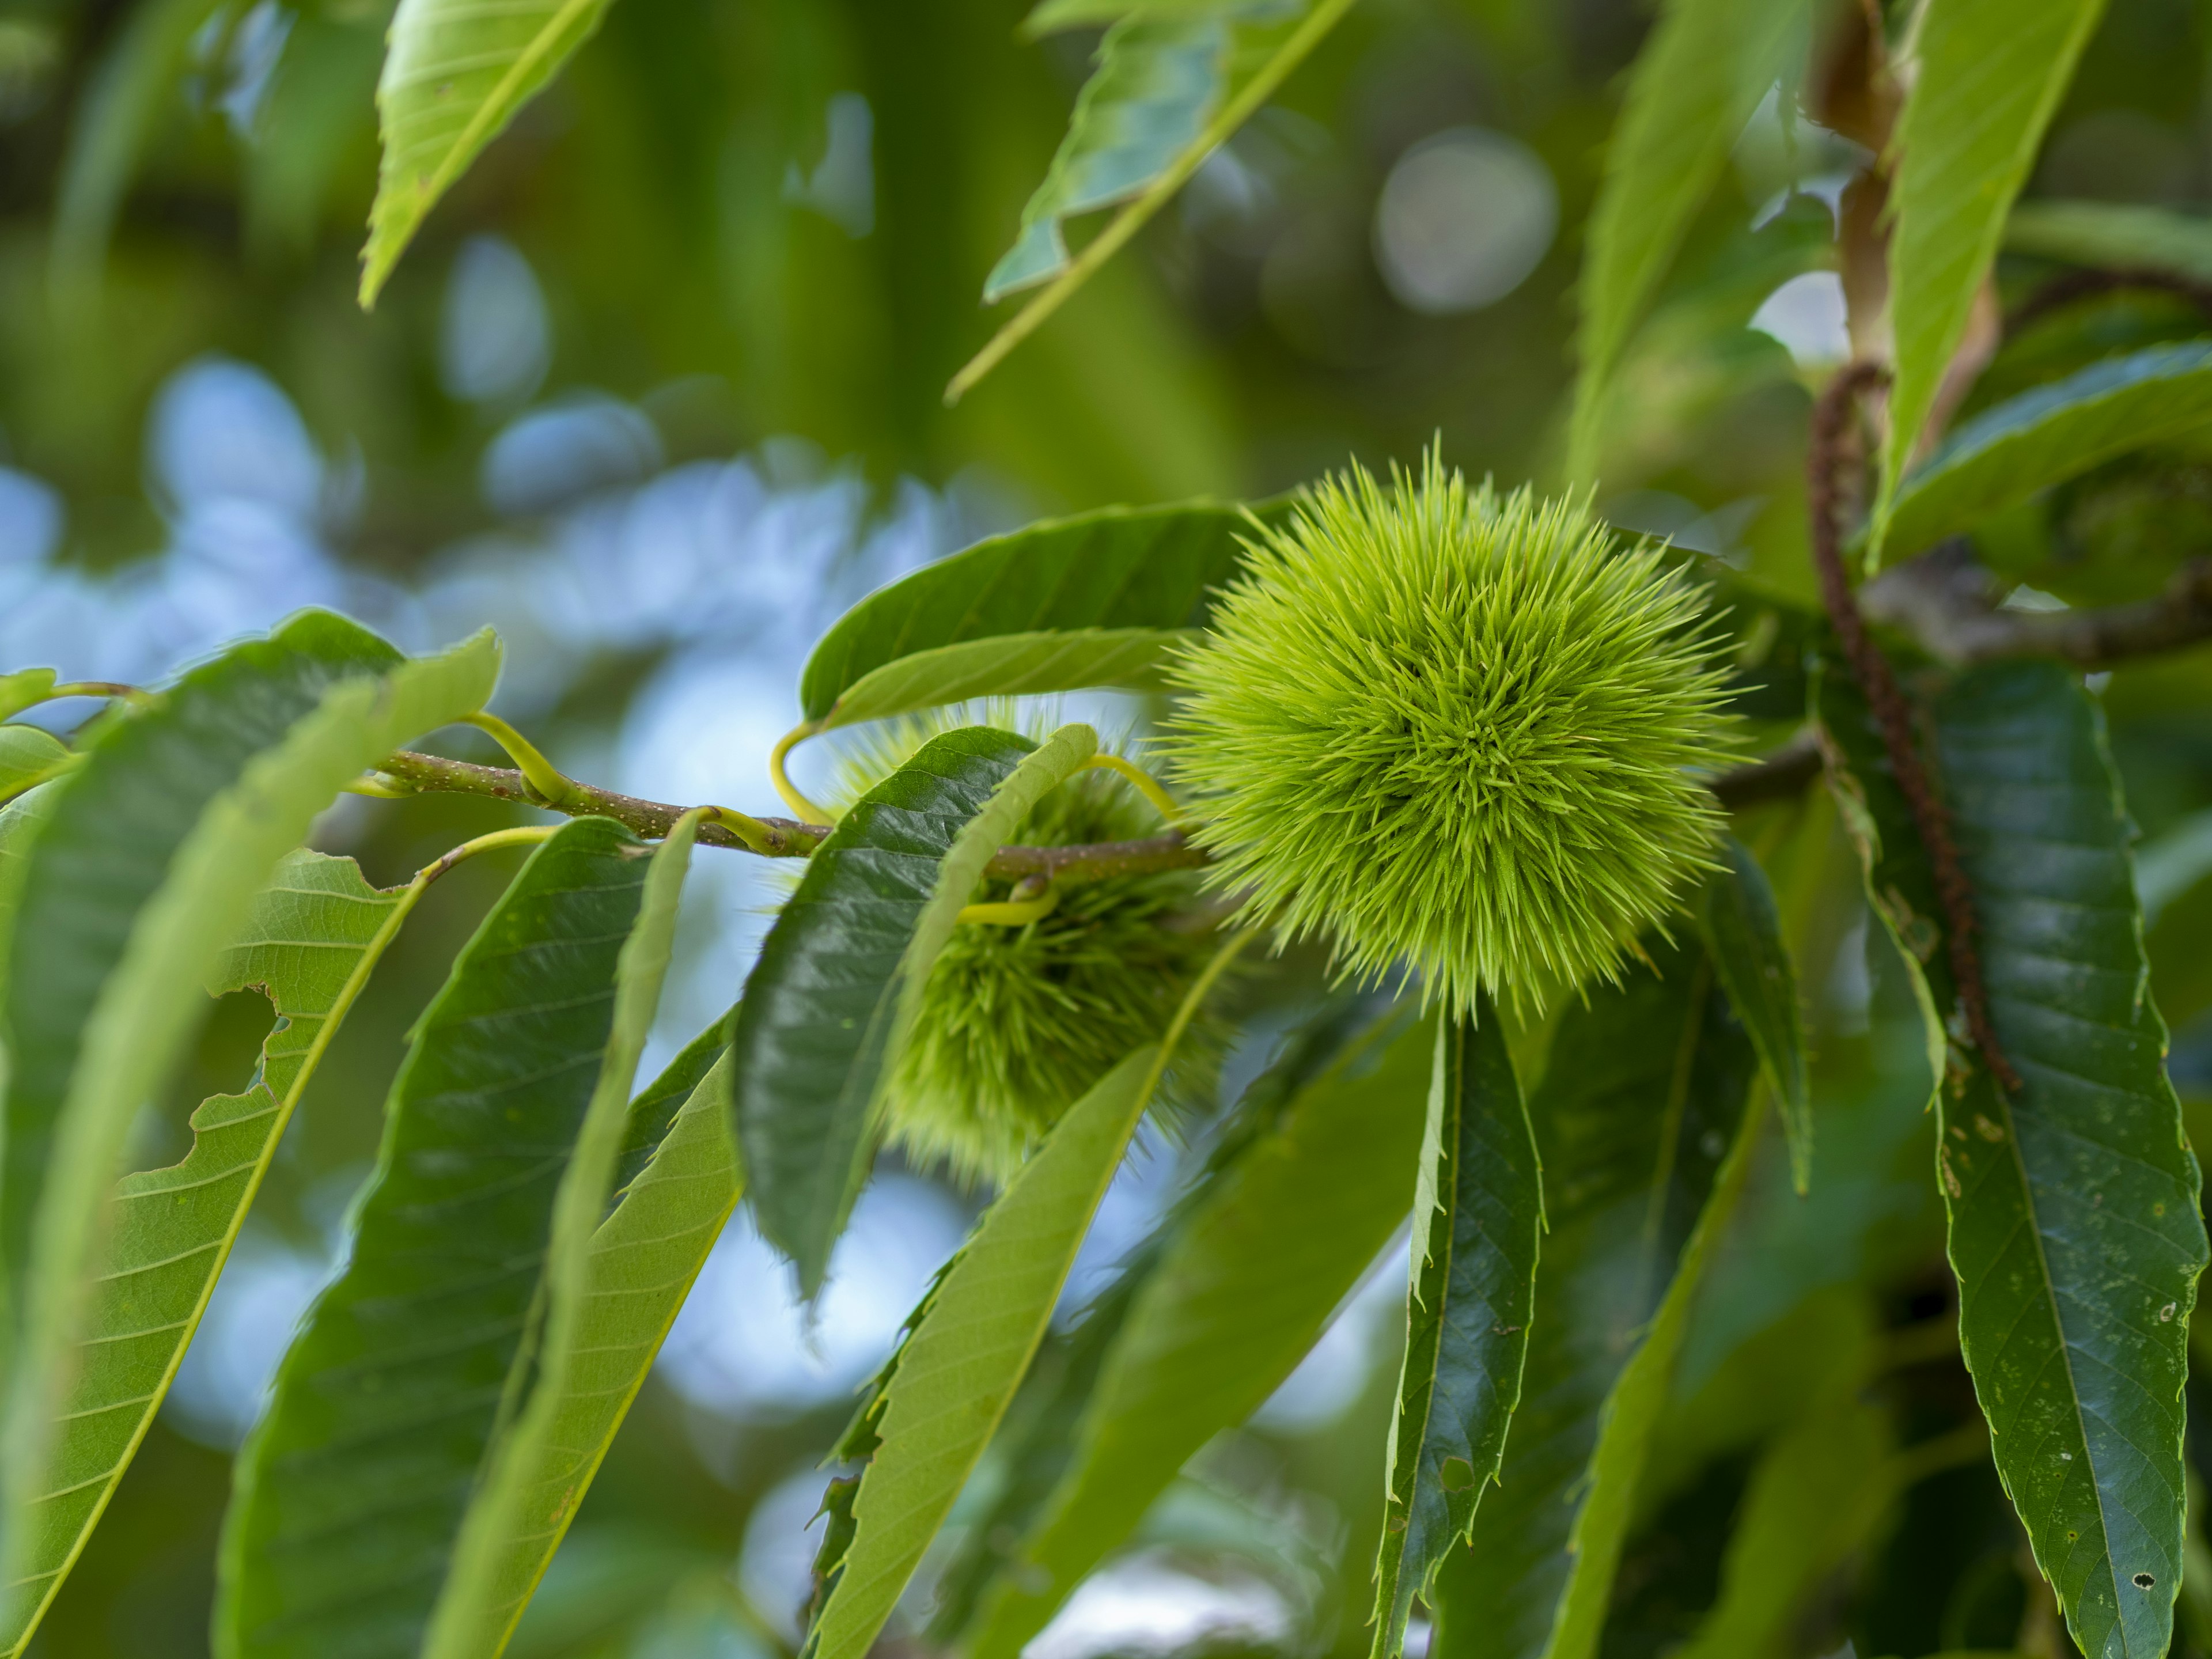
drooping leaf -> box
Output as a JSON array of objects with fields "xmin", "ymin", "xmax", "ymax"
[
  {"xmin": 215, "ymin": 817, "xmax": 685, "ymax": 1659},
  {"xmin": 965, "ymin": 1007, "xmax": 1434, "ymax": 1659},
  {"xmin": 797, "ymin": 503, "xmax": 1272, "ymax": 728},
  {"xmin": 1370, "ymin": 1005, "xmax": 1541, "ymax": 1659},
  {"xmin": 360, "ymin": 0, "xmax": 619, "ymax": 305},
  {"xmin": 1696, "ymin": 834, "xmax": 1811, "ymax": 1192},
  {"xmin": 1429, "ymin": 934, "xmax": 1758, "ymax": 1659},
  {"xmin": 1878, "ymin": 0, "xmax": 2109, "ymax": 540},
  {"xmin": 803, "ymin": 1043, "xmax": 1169, "ymax": 1659},
  {"xmin": 1816, "ymin": 657, "xmax": 2207, "ymax": 1658},
  {"xmin": 732, "ymin": 724, "xmax": 1095, "ymax": 1291},
  {"xmin": 986, "ymin": 9, "xmax": 1246, "ymax": 304},
  {"xmin": 818, "ymin": 629, "xmax": 1193, "ymax": 734},
  {"xmin": 0, "ymin": 728, "xmax": 67, "ymax": 803},
  {"xmin": 1566, "ymin": 0, "xmax": 1812, "ymax": 480},
  {"xmin": 0, "ymin": 615, "xmax": 500, "ymax": 1588},
  {"xmin": 3, "ymin": 852, "xmax": 410, "ymax": 1653},
  {"xmin": 0, "ymin": 675, "xmax": 56, "ymax": 724},
  {"xmin": 926, "ymin": 991, "xmax": 1392, "ymax": 1647},
  {"xmin": 1881, "ymin": 342, "xmax": 2212, "ymax": 565},
  {"xmin": 2006, "ymin": 199, "xmax": 2212, "ymax": 284},
  {"xmin": 425, "ymin": 815, "xmax": 702, "ymax": 1659}
]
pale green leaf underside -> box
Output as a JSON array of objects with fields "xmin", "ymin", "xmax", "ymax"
[
  {"xmin": 966, "ymin": 1010, "xmax": 1435, "ymax": 1659},
  {"xmin": 805, "ymin": 1043, "xmax": 1167, "ymax": 1659},
  {"xmin": 2, "ymin": 625, "xmax": 500, "ymax": 1599},
  {"xmin": 1567, "ymin": 0, "xmax": 1809, "ymax": 480},
  {"xmin": 823, "ymin": 629, "xmax": 1194, "ymax": 732},
  {"xmin": 3, "ymin": 851, "xmax": 404, "ymax": 1653},
  {"xmin": 0, "ymin": 729, "xmax": 67, "ymax": 802},
  {"xmin": 1877, "ymin": 0, "xmax": 2108, "ymax": 542},
  {"xmin": 426, "ymin": 816, "xmax": 701, "ymax": 1659},
  {"xmin": 1881, "ymin": 340, "xmax": 2212, "ymax": 566},
  {"xmin": 362, "ymin": 0, "xmax": 619, "ymax": 304},
  {"xmin": 2005, "ymin": 199, "xmax": 2212, "ymax": 283},
  {"xmin": 0, "ymin": 675, "xmax": 56, "ymax": 724}
]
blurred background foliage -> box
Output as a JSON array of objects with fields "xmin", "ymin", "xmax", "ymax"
[{"xmin": 9, "ymin": 0, "xmax": 2212, "ymax": 1654}]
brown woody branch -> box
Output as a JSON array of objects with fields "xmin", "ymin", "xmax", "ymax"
[
  {"xmin": 1862, "ymin": 540, "xmax": 2212, "ymax": 670},
  {"xmin": 370, "ymin": 743, "xmax": 1819, "ymax": 884}
]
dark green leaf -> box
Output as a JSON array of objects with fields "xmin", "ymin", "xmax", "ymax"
[
  {"xmin": 965, "ymin": 1007, "xmax": 1434, "ymax": 1659},
  {"xmin": 1567, "ymin": 0, "xmax": 1812, "ymax": 479},
  {"xmin": 1877, "ymin": 0, "xmax": 2108, "ymax": 540},
  {"xmin": 730, "ymin": 725, "xmax": 1094, "ymax": 1291},
  {"xmin": 1881, "ymin": 342, "xmax": 2212, "ymax": 566},
  {"xmin": 797, "ymin": 503, "xmax": 1271, "ymax": 726},
  {"xmin": 1371, "ymin": 1005, "xmax": 1541, "ymax": 1659},
  {"xmin": 804, "ymin": 1044, "xmax": 1171, "ymax": 1659},
  {"xmin": 1816, "ymin": 656, "xmax": 2207, "ymax": 1658},
  {"xmin": 215, "ymin": 816, "xmax": 676, "ymax": 1659},
  {"xmin": 1698, "ymin": 834, "xmax": 1812, "ymax": 1192},
  {"xmin": 1431, "ymin": 934, "xmax": 1758, "ymax": 1659}
]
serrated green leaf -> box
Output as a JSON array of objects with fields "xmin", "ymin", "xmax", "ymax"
[
  {"xmin": 804, "ymin": 1043, "xmax": 1169, "ymax": 1659},
  {"xmin": 798, "ymin": 503, "xmax": 1270, "ymax": 727},
  {"xmin": 986, "ymin": 12, "xmax": 1240, "ymax": 304},
  {"xmin": 1881, "ymin": 342, "xmax": 2212, "ymax": 566},
  {"xmin": 732, "ymin": 725, "xmax": 1096, "ymax": 1292},
  {"xmin": 360, "ymin": 0, "xmax": 618, "ymax": 305},
  {"xmin": 3, "ymin": 851, "xmax": 409, "ymax": 1653},
  {"xmin": 926, "ymin": 992, "xmax": 1391, "ymax": 1647},
  {"xmin": 1430, "ymin": 935, "xmax": 1758, "ymax": 1659},
  {"xmin": 0, "ymin": 677, "xmax": 55, "ymax": 725},
  {"xmin": 1697, "ymin": 834, "xmax": 1811, "ymax": 1193},
  {"xmin": 1567, "ymin": 0, "xmax": 1811, "ymax": 480},
  {"xmin": 215, "ymin": 815, "xmax": 684, "ymax": 1659},
  {"xmin": 965, "ymin": 1007, "xmax": 1434, "ymax": 1659},
  {"xmin": 2006, "ymin": 199, "xmax": 2212, "ymax": 284},
  {"xmin": 0, "ymin": 729, "xmax": 67, "ymax": 804},
  {"xmin": 1816, "ymin": 657, "xmax": 2207, "ymax": 1659},
  {"xmin": 1877, "ymin": 0, "xmax": 2109, "ymax": 544},
  {"xmin": 1370, "ymin": 1005, "xmax": 1540, "ymax": 1659},
  {"xmin": 425, "ymin": 815, "xmax": 702, "ymax": 1659},
  {"xmin": 820, "ymin": 629, "xmax": 1194, "ymax": 733},
  {"xmin": 0, "ymin": 615, "xmax": 499, "ymax": 1592}
]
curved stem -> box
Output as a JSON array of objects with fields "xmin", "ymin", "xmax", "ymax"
[
  {"xmin": 959, "ymin": 889, "xmax": 1064, "ymax": 927},
  {"xmin": 770, "ymin": 722, "xmax": 834, "ymax": 826},
  {"xmin": 1081, "ymin": 753, "xmax": 1185, "ymax": 827},
  {"xmin": 463, "ymin": 713, "xmax": 590, "ymax": 810}
]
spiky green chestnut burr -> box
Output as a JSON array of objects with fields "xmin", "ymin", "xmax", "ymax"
[
  {"xmin": 1165, "ymin": 454, "xmax": 1737, "ymax": 1012},
  {"xmin": 823, "ymin": 720, "xmax": 1221, "ymax": 1187}
]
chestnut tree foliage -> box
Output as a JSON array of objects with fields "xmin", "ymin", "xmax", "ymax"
[{"xmin": 16, "ymin": 1, "xmax": 2212, "ymax": 1657}]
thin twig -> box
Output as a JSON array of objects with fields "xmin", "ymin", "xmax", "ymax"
[{"xmin": 1808, "ymin": 363, "xmax": 2020, "ymax": 1093}]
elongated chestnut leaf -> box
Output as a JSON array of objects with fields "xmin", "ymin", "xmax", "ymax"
[
  {"xmin": 1696, "ymin": 834, "xmax": 1811, "ymax": 1191},
  {"xmin": 1430, "ymin": 934, "xmax": 1758, "ymax": 1659},
  {"xmin": 0, "ymin": 615, "xmax": 499, "ymax": 1593},
  {"xmin": 964, "ymin": 1007, "xmax": 1434, "ymax": 1659},
  {"xmin": 217, "ymin": 816, "xmax": 689, "ymax": 1659},
  {"xmin": 1370, "ymin": 1004, "xmax": 1541, "ymax": 1659},
  {"xmin": 797, "ymin": 503, "xmax": 1270, "ymax": 727},
  {"xmin": 4, "ymin": 852, "xmax": 409, "ymax": 1652},
  {"xmin": 819, "ymin": 628, "xmax": 1192, "ymax": 734},
  {"xmin": 731, "ymin": 725, "xmax": 1094, "ymax": 1292},
  {"xmin": 1817, "ymin": 657, "xmax": 2206, "ymax": 1658}
]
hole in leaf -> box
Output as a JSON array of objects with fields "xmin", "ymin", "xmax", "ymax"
[
  {"xmin": 2135, "ymin": 1573, "xmax": 2157, "ymax": 1589},
  {"xmin": 1439, "ymin": 1456, "xmax": 1477, "ymax": 1493}
]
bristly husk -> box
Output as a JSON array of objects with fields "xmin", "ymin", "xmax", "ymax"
[{"xmin": 1164, "ymin": 450, "xmax": 1738, "ymax": 1014}]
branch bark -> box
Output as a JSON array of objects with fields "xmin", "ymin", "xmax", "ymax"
[{"xmin": 1861, "ymin": 540, "xmax": 2212, "ymax": 670}]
